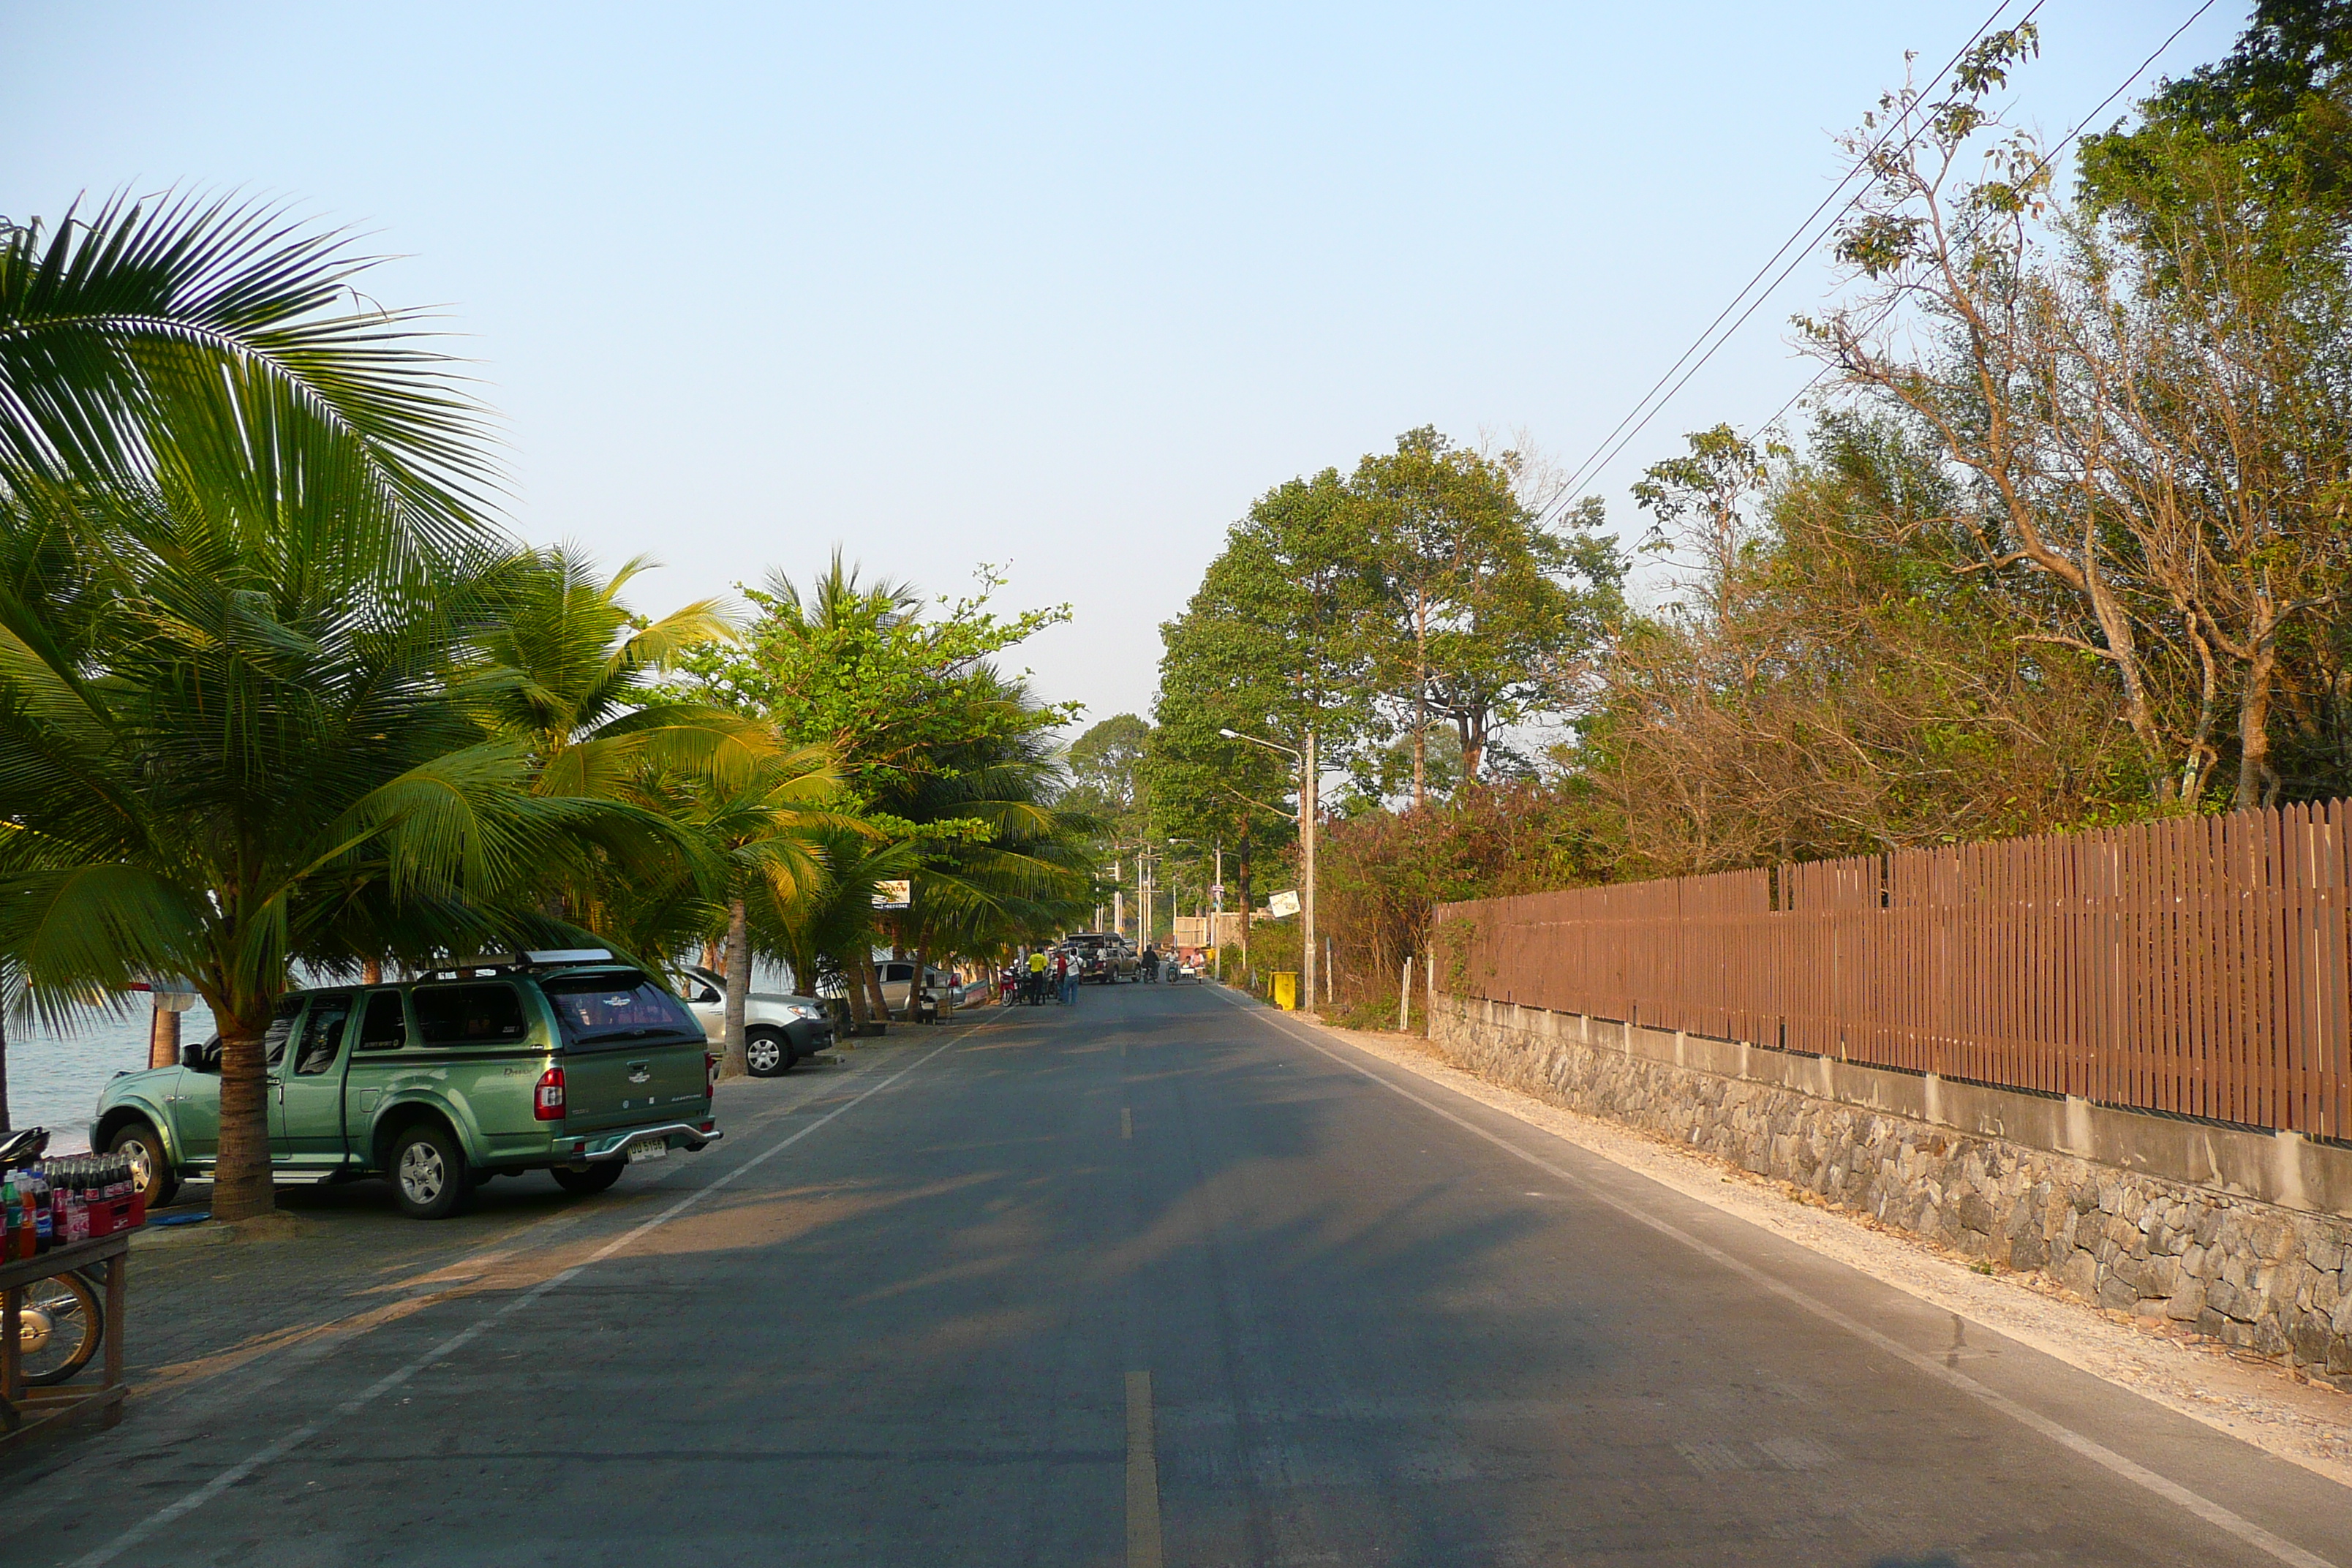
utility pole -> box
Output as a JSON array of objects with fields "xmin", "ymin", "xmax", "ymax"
[
  {"xmin": 1303, "ymin": 728, "xmax": 1317, "ymax": 1016},
  {"xmin": 1217, "ymin": 725, "xmax": 1316, "ymax": 1008}
]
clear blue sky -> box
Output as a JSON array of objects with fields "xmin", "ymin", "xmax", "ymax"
[{"xmin": 7, "ymin": 1, "xmax": 2247, "ymax": 731}]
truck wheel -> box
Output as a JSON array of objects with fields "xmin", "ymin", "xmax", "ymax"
[
  {"xmin": 108, "ymin": 1119, "xmax": 179, "ymax": 1210},
  {"xmin": 745, "ymin": 1028, "xmax": 795, "ymax": 1077},
  {"xmin": 388, "ymin": 1123, "xmax": 475, "ymax": 1220},
  {"xmin": 551, "ymin": 1162, "xmax": 625, "ymax": 1195}
]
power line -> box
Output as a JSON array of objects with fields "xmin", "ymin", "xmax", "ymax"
[
  {"xmin": 1746, "ymin": 0, "xmax": 2223, "ymax": 447},
  {"xmin": 1546, "ymin": 0, "xmax": 2037, "ymax": 511}
]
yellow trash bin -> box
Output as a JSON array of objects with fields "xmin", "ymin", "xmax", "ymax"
[{"xmin": 1272, "ymin": 970, "xmax": 1299, "ymax": 1011}]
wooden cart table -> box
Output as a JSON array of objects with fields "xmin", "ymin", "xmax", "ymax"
[{"xmin": 0, "ymin": 1232, "xmax": 129, "ymax": 1449}]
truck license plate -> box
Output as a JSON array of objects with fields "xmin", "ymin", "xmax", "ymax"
[{"xmin": 627, "ymin": 1136, "xmax": 668, "ymax": 1161}]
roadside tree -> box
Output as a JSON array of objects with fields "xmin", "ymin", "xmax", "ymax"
[{"xmin": 0, "ymin": 194, "xmax": 527, "ymax": 1203}]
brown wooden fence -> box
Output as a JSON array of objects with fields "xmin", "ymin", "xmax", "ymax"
[{"xmin": 1432, "ymin": 801, "xmax": 2352, "ymax": 1140}]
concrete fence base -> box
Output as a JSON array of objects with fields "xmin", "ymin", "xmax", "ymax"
[{"xmin": 1429, "ymin": 993, "xmax": 2352, "ymax": 1386}]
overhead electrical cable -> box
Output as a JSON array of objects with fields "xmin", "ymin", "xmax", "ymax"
[
  {"xmin": 1739, "ymin": 0, "xmax": 2223, "ymax": 453},
  {"xmin": 1561, "ymin": 0, "xmax": 2220, "ymax": 514},
  {"xmin": 1543, "ymin": 0, "xmax": 2037, "ymax": 515}
]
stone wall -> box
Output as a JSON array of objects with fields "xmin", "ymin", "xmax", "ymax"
[{"xmin": 1429, "ymin": 993, "xmax": 2352, "ymax": 1387}]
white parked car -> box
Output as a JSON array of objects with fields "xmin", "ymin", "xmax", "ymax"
[
  {"xmin": 671, "ymin": 965, "xmax": 836, "ymax": 1075},
  {"xmin": 877, "ymin": 960, "xmax": 962, "ymax": 1014}
]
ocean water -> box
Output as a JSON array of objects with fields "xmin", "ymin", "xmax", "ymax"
[{"xmin": 5, "ymin": 1006, "xmax": 215, "ymax": 1153}]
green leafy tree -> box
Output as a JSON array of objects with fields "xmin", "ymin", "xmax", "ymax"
[
  {"xmin": 691, "ymin": 555, "xmax": 1081, "ymax": 1010},
  {"xmin": 2081, "ymin": 1, "xmax": 2352, "ymax": 233},
  {"xmin": 1066, "ymin": 713, "xmax": 1150, "ymax": 823},
  {"xmin": 687, "ymin": 554, "xmax": 1071, "ymax": 802},
  {"xmin": 1352, "ymin": 428, "xmax": 1624, "ymax": 796},
  {"xmin": 1147, "ymin": 469, "xmax": 1377, "ymax": 927}
]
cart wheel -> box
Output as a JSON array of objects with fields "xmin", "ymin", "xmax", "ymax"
[{"xmin": 17, "ymin": 1270, "xmax": 101, "ymax": 1387}]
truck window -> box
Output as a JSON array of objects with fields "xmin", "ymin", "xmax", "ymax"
[
  {"xmin": 261, "ymin": 995, "xmax": 303, "ymax": 1069},
  {"xmin": 356, "ymin": 990, "xmax": 408, "ymax": 1051},
  {"xmin": 542, "ymin": 972, "xmax": 702, "ymax": 1050},
  {"xmin": 412, "ymin": 983, "xmax": 529, "ymax": 1047},
  {"xmin": 293, "ymin": 992, "xmax": 355, "ymax": 1075}
]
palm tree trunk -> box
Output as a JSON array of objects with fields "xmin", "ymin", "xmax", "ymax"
[
  {"xmin": 148, "ymin": 1006, "xmax": 181, "ymax": 1071},
  {"xmin": 834, "ymin": 953, "xmax": 869, "ymax": 1033},
  {"xmin": 860, "ymin": 951, "xmax": 892, "ymax": 1022},
  {"xmin": 214, "ymin": 1031, "xmax": 275, "ymax": 1221},
  {"xmin": 720, "ymin": 898, "xmax": 751, "ymax": 1078},
  {"xmin": 0, "ymin": 1007, "xmax": 10, "ymax": 1134}
]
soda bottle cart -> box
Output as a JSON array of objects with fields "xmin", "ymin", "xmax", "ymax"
[{"xmin": 0, "ymin": 1232, "xmax": 130, "ymax": 1447}]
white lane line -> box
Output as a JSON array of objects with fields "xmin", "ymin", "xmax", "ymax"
[
  {"xmin": 1224, "ymin": 992, "xmax": 2341, "ymax": 1568},
  {"xmin": 70, "ymin": 1028, "xmax": 973, "ymax": 1568},
  {"xmin": 1126, "ymin": 1369, "xmax": 1164, "ymax": 1568},
  {"xmin": 1122, "ymin": 1106, "xmax": 1134, "ymax": 1141}
]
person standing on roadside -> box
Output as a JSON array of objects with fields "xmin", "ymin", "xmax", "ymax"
[{"xmin": 1027, "ymin": 947, "xmax": 1050, "ymax": 1005}]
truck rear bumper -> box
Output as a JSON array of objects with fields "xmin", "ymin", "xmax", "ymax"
[{"xmin": 570, "ymin": 1123, "xmax": 723, "ymax": 1162}]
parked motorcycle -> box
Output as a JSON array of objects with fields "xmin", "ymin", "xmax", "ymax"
[{"xmin": 1, "ymin": 1126, "xmax": 105, "ymax": 1386}]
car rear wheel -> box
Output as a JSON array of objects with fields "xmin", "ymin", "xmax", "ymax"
[
  {"xmin": 745, "ymin": 1028, "xmax": 795, "ymax": 1077},
  {"xmin": 388, "ymin": 1123, "xmax": 474, "ymax": 1220},
  {"xmin": 108, "ymin": 1119, "xmax": 179, "ymax": 1210},
  {"xmin": 551, "ymin": 1161, "xmax": 626, "ymax": 1195}
]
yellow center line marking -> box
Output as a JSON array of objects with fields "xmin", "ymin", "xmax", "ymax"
[
  {"xmin": 1126, "ymin": 1370, "xmax": 1163, "ymax": 1568},
  {"xmin": 1121, "ymin": 1107, "xmax": 1134, "ymax": 1140}
]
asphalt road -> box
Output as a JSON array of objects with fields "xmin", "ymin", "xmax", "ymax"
[{"xmin": 7, "ymin": 981, "xmax": 2351, "ymax": 1567}]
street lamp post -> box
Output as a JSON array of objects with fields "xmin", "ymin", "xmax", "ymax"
[{"xmin": 1220, "ymin": 725, "xmax": 1317, "ymax": 1014}]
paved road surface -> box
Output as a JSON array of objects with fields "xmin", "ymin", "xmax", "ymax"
[{"xmin": 6, "ymin": 981, "xmax": 2350, "ymax": 1566}]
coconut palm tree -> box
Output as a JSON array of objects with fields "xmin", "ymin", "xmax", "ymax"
[
  {"xmin": 747, "ymin": 822, "xmax": 925, "ymax": 1033},
  {"xmin": 0, "ymin": 194, "xmax": 657, "ymax": 1213},
  {"xmin": 889, "ymin": 676, "xmax": 1101, "ymax": 987},
  {"xmin": 678, "ymin": 755, "xmax": 847, "ymax": 1074},
  {"xmin": 0, "ymin": 478, "xmax": 685, "ymax": 1219},
  {"xmin": 461, "ymin": 549, "xmax": 846, "ymax": 1062},
  {"xmin": 467, "ymin": 549, "xmax": 775, "ymax": 801},
  {"xmin": 0, "ymin": 190, "xmax": 497, "ymax": 565}
]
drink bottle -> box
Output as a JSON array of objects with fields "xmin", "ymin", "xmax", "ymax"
[
  {"xmin": 3, "ymin": 1178, "xmax": 21, "ymax": 1262},
  {"xmin": 28, "ymin": 1166, "xmax": 51, "ymax": 1252}
]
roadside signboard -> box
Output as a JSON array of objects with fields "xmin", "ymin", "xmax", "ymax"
[
  {"xmin": 1268, "ymin": 890, "xmax": 1301, "ymax": 918},
  {"xmin": 872, "ymin": 879, "xmax": 911, "ymax": 910}
]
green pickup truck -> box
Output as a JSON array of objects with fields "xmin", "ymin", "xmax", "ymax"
[{"xmin": 91, "ymin": 953, "xmax": 723, "ymax": 1219}]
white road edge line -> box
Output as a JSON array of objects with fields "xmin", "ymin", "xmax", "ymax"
[
  {"xmin": 71, "ymin": 1025, "xmax": 979, "ymax": 1568},
  {"xmin": 1221, "ymin": 990, "xmax": 2340, "ymax": 1568}
]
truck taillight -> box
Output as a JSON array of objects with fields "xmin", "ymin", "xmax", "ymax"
[
  {"xmin": 535, "ymin": 1066, "xmax": 566, "ymax": 1120},
  {"xmin": 706, "ymin": 1051, "xmax": 719, "ymax": 1095}
]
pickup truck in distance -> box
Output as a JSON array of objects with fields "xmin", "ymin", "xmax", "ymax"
[{"xmin": 90, "ymin": 953, "xmax": 724, "ymax": 1218}]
